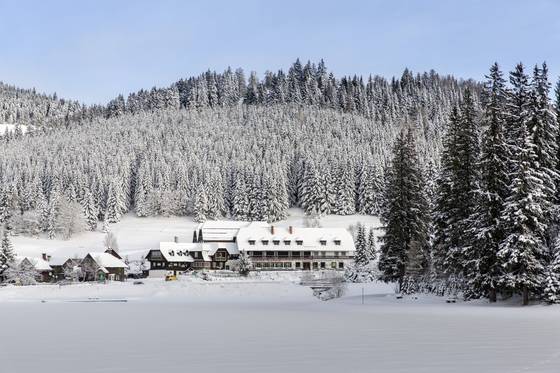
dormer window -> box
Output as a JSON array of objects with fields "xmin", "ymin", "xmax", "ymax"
[
  {"xmin": 273, "ymin": 240, "xmax": 280, "ymax": 245},
  {"xmin": 262, "ymin": 240, "xmax": 269, "ymax": 246},
  {"xmin": 320, "ymin": 240, "xmax": 327, "ymax": 246},
  {"xmin": 248, "ymin": 240, "xmax": 256, "ymax": 245},
  {"xmin": 169, "ymin": 250, "xmax": 175, "ymax": 256},
  {"xmin": 283, "ymin": 240, "xmax": 291, "ymax": 245},
  {"xmin": 334, "ymin": 240, "xmax": 341, "ymax": 246},
  {"xmin": 296, "ymin": 240, "xmax": 303, "ymax": 246}
]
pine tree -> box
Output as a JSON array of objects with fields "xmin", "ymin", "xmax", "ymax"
[
  {"xmin": 194, "ymin": 185, "xmax": 209, "ymax": 223},
  {"xmin": 0, "ymin": 229, "xmax": 15, "ymax": 276},
  {"xmin": 466, "ymin": 63, "xmax": 509, "ymax": 302},
  {"xmin": 498, "ymin": 113, "xmax": 546, "ymax": 306},
  {"xmin": 379, "ymin": 127, "xmax": 429, "ymax": 285},
  {"xmin": 432, "ymin": 108, "xmax": 461, "ymax": 274},
  {"xmin": 543, "ymin": 240, "xmax": 560, "ymax": 304},
  {"xmin": 106, "ymin": 182, "xmax": 125, "ymax": 223},
  {"xmin": 82, "ymin": 188, "xmax": 97, "ymax": 231},
  {"xmin": 367, "ymin": 227, "xmax": 377, "ymax": 262},
  {"xmin": 354, "ymin": 224, "xmax": 369, "ymax": 267}
]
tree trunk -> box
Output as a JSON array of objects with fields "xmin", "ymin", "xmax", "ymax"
[
  {"xmin": 488, "ymin": 288, "xmax": 497, "ymax": 303},
  {"xmin": 522, "ymin": 286, "xmax": 529, "ymax": 306}
]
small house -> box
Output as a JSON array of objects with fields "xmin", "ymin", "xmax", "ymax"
[{"xmin": 80, "ymin": 252, "xmax": 128, "ymax": 282}]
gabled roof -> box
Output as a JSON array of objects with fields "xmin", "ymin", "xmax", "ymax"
[
  {"xmin": 195, "ymin": 220, "xmax": 269, "ymax": 242},
  {"xmin": 86, "ymin": 252, "xmax": 128, "ymax": 269},
  {"xmin": 18, "ymin": 257, "xmax": 53, "ymax": 271}
]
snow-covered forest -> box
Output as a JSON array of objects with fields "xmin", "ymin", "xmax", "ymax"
[
  {"xmin": 2, "ymin": 59, "xmax": 559, "ymax": 305},
  {"xmin": 377, "ymin": 62, "xmax": 560, "ymax": 305},
  {"xmin": 0, "ymin": 60, "xmax": 471, "ymax": 232}
]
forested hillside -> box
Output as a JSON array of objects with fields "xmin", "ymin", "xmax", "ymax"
[
  {"xmin": 0, "ymin": 60, "xmax": 476, "ymax": 241},
  {"xmin": 0, "ymin": 82, "xmax": 92, "ymax": 127}
]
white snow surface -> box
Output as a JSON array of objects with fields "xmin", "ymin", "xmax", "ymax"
[
  {"xmin": 0, "ymin": 278, "xmax": 559, "ymax": 373},
  {"xmin": 6, "ymin": 211, "xmax": 559, "ymax": 372},
  {"xmin": 0, "ymin": 123, "xmax": 29, "ymax": 135}
]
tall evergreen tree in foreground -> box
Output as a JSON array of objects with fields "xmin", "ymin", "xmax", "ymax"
[
  {"xmin": 433, "ymin": 90, "xmax": 480, "ymax": 277},
  {"xmin": 378, "ymin": 127, "xmax": 429, "ymax": 286},
  {"xmin": 498, "ymin": 63, "xmax": 545, "ymax": 305},
  {"xmin": 465, "ymin": 63, "xmax": 509, "ymax": 302}
]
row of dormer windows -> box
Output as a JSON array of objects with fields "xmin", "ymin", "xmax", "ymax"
[{"xmin": 248, "ymin": 239, "xmax": 341, "ymax": 246}]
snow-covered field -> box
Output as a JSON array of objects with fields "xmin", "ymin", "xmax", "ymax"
[
  {"xmin": 0, "ymin": 123, "xmax": 29, "ymax": 135},
  {"xmin": 0, "ymin": 278, "xmax": 559, "ymax": 373},
  {"xmin": 12, "ymin": 208, "xmax": 382, "ymax": 260},
  {"xmin": 6, "ymin": 210, "xmax": 560, "ymax": 372}
]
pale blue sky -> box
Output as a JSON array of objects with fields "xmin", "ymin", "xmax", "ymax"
[{"xmin": 0, "ymin": 0, "xmax": 559, "ymax": 104}]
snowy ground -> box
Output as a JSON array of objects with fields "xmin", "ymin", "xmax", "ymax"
[
  {"xmin": 0, "ymin": 123, "xmax": 29, "ymax": 135},
  {"xmin": 12, "ymin": 208, "xmax": 382, "ymax": 260},
  {"xmin": 0, "ymin": 277, "xmax": 559, "ymax": 373}
]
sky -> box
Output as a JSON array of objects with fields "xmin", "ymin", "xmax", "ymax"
[{"xmin": 0, "ymin": 0, "xmax": 559, "ymax": 104}]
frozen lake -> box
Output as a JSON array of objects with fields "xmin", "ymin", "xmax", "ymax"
[{"xmin": 0, "ymin": 281, "xmax": 559, "ymax": 373}]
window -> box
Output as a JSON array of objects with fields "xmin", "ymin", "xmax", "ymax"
[
  {"xmin": 292, "ymin": 251, "xmax": 301, "ymax": 257},
  {"xmin": 262, "ymin": 240, "xmax": 269, "ymax": 245},
  {"xmin": 296, "ymin": 240, "xmax": 303, "ymax": 246},
  {"xmin": 248, "ymin": 240, "xmax": 256, "ymax": 245},
  {"xmin": 278, "ymin": 251, "xmax": 288, "ymax": 258},
  {"xmin": 275, "ymin": 263, "xmax": 283, "ymax": 268},
  {"xmin": 295, "ymin": 262, "xmax": 301, "ymax": 269},
  {"xmin": 320, "ymin": 262, "xmax": 326, "ymax": 269},
  {"xmin": 266, "ymin": 251, "xmax": 275, "ymax": 257},
  {"xmin": 338, "ymin": 262, "xmax": 344, "ymax": 269},
  {"xmin": 313, "ymin": 262, "xmax": 318, "ymax": 269},
  {"xmin": 252, "ymin": 251, "xmax": 262, "ymax": 257},
  {"xmin": 256, "ymin": 263, "xmax": 262, "ymax": 268},
  {"xmin": 334, "ymin": 240, "xmax": 341, "ymax": 246},
  {"xmin": 331, "ymin": 262, "xmax": 337, "ymax": 269},
  {"xmin": 284, "ymin": 262, "xmax": 292, "ymax": 268},
  {"xmin": 303, "ymin": 251, "xmax": 311, "ymax": 257},
  {"xmin": 320, "ymin": 240, "xmax": 327, "ymax": 246},
  {"xmin": 283, "ymin": 240, "xmax": 291, "ymax": 245},
  {"xmin": 273, "ymin": 240, "xmax": 280, "ymax": 246}
]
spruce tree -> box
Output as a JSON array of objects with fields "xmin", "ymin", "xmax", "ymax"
[
  {"xmin": 82, "ymin": 188, "xmax": 97, "ymax": 231},
  {"xmin": 194, "ymin": 185, "xmax": 209, "ymax": 223},
  {"xmin": 0, "ymin": 229, "xmax": 15, "ymax": 276},
  {"xmin": 543, "ymin": 241, "xmax": 560, "ymax": 304},
  {"xmin": 466, "ymin": 63, "xmax": 509, "ymax": 301},
  {"xmin": 498, "ymin": 115, "xmax": 545, "ymax": 306},
  {"xmin": 367, "ymin": 227, "xmax": 377, "ymax": 262},
  {"xmin": 354, "ymin": 223, "xmax": 369, "ymax": 267},
  {"xmin": 379, "ymin": 127, "xmax": 429, "ymax": 285}
]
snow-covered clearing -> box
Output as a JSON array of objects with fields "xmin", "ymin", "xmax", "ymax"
[
  {"xmin": 11, "ymin": 208, "xmax": 382, "ymax": 260},
  {"xmin": 0, "ymin": 123, "xmax": 28, "ymax": 135},
  {"xmin": 0, "ymin": 278, "xmax": 559, "ymax": 373}
]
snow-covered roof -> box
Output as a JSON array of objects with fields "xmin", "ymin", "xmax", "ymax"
[
  {"xmin": 86, "ymin": 252, "xmax": 128, "ymax": 269},
  {"xmin": 158, "ymin": 242, "xmax": 196, "ymax": 263},
  {"xmin": 207, "ymin": 242, "xmax": 239, "ymax": 256},
  {"xmin": 236, "ymin": 226, "xmax": 355, "ymax": 252},
  {"xmin": 18, "ymin": 257, "xmax": 53, "ymax": 271},
  {"xmin": 195, "ymin": 220, "xmax": 269, "ymax": 242},
  {"xmin": 157, "ymin": 241, "xmax": 238, "ymax": 261}
]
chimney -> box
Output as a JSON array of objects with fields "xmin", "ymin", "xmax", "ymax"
[
  {"xmin": 289, "ymin": 226, "xmax": 293, "ymax": 234},
  {"xmin": 42, "ymin": 253, "xmax": 48, "ymax": 261},
  {"xmin": 174, "ymin": 236, "xmax": 179, "ymax": 243},
  {"xmin": 271, "ymin": 225, "xmax": 275, "ymax": 235}
]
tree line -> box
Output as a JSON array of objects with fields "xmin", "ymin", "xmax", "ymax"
[{"xmin": 379, "ymin": 62, "xmax": 560, "ymax": 305}]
